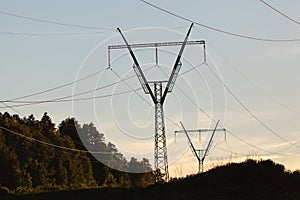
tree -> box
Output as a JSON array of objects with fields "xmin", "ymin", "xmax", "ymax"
[
  {"xmin": 0, "ymin": 112, "xmax": 155, "ymax": 192},
  {"xmin": 39, "ymin": 112, "xmax": 55, "ymax": 135},
  {"xmin": 59, "ymin": 118, "xmax": 84, "ymax": 150},
  {"xmin": 117, "ymin": 173, "xmax": 131, "ymax": 188},
  {"xmin": 128, "ymin": 157, "xmax": 152, "ymax": 173},
  {"xmin": 0, "ymin": 129, "xmax": 32, "ymax": 190},
  {"xmin": 128, "ymin": 157, "xmax": 155, "ymax": 187},
  {"xmin": 102, "ymin": 171, "xmax": 117, "ymax": 188}
]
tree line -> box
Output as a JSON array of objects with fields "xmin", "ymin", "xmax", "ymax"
[{"xmin": 0, "ymin": 112, "xmax": 155, "ymax": 194}]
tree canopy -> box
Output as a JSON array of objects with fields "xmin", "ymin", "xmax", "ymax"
[{"xmin": 0, "ymin": 112, "xmax": 154, "ymax": 194}]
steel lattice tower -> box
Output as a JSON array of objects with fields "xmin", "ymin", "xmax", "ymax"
[
  {"xmin": 176, "ymin": 121, "xmax": 225, "ymax": 173},
  {"xmin": 111, "ymin": 23, "xmax": 205, "ymax": 182},
  {"xmin": 154, "ymin": 81, "xmax": 169, "ymax": 181}
]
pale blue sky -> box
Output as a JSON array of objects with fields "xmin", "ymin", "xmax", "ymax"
[{"xmin": 1, "ymin": 0, "xmax": 300, "ymax": 176}]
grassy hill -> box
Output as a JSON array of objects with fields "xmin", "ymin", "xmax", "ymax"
[{"xmin": 2, "ymin": 159, "xmax": 300, "ymax": 200}]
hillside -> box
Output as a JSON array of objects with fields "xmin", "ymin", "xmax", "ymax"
[{"xmin": 2, "ymin": 159, "xmax": 300, "ymax": 200}]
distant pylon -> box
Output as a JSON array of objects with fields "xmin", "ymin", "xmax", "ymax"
[{"xmin": 175, "ymin": 120, "xmax": 226, "ymax": 173}]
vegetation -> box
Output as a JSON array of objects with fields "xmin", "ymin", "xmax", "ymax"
[
  {"xmin": 1, "ymin": 159, "xmax": 300, "ymax": 199},
  {"xmin": 0, "ymin": 112, "xmax": 155, "ymax": 195},
  {"xmin": 1, "ymin": 112, "xmax": 299, "ymax": 199}
]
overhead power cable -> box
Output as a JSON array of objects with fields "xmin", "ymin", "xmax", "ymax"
[
  {"xmin": 0, "ymin": 68, "xmax": 289, "ymax": 158},
  {"xmin": 111, "ymin": 50, "xmax": 297, "ymax": 155},
  {"xmin": 107, "ymin": 66, "xmax": 180, "ymax": 129},
  {"xmin": 205, "ymin": 63, "xmax": 299, "ymax": 148},
  {"xmin": 157, "ymin": 57, "xmax": 294, "ymax": 155},
  {"xmin": 259, "ymin": 0, "xmax": 300, "ymax": 26},
  {"xmin": 225, "ymin": 129, "xmax": 286, "ymax": 156},
  {"xmin": 0, "ymin": 88, "xmax": 142, "ymax": 108},
  {"xmin": 0, "ymin": 66, "xmax": 155, "ymax": 108},
  {"xmin": 158, "ymin": 65, "xmax": 287, "ymax": 156},
  {"xmin": 0, "ymin": 124, "xmax": 113, "ymax": 154},
  {"xmin": 0, "ymin": 102, "xmax": 25, "ymax": 117},
  {"xmin": 1, "ymin": 48, "xmax": 161, "ymax": 104},
  {"xmin": 158, "ymin": 65, "xmax": 212, "ymax": 120},
  {"xmin": 139, "ymin": 0, "xmax": 300, "ymax": 42},
  {"xmin": 0, "ymin": 62, "xmax": 205, "ymax": 108},
  {"xmin": 0, "ymin": 10, "xmax": 113, "ymax": 30},
  {"xmin": 4, "ymin": 68, "xmax": 107, "ymax": 102},
  {"xmin": 193, "ymin": 27, "xmax": 300, "ymax": 117},
  {"xmin": 0, "ymin": 27, "xmax": 188, "ymax": 37},
  {"xmin": 0, "ymin": 31, "xmax": 113, "ymax": 36},
  {"xmin": 109, "ymin": 67, "xmax": 152, "ymax": 107}
]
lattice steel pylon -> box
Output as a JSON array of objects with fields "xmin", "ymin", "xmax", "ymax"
[
  {"xmin": 115, "ymin": 23, "xmax": 201, "ymax": 182},
  {"xmin": 154, "ymin": 81, "xmax": 168, "ymax": 182},
  {"xmin": 177, "ymin": 121, "xmax": 224, "ymax": 173}
]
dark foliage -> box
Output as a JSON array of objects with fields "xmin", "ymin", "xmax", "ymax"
[
  {"xmin": 2, "ymin": 111, "xmax": 299, "ymax": 199},
  {"xmin": 0, "ymin": 112, "xmax": 154, "ymax": 195},
  {"xmin": 2, "ymin": 159, "xmax": 300, "ymax": 200}
]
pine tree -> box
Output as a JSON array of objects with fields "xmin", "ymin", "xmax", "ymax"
[{"xmin": 102, "ymin": 171, "xmax": 117, "ymax": 188}]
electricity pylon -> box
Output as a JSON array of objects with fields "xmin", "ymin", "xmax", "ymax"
[
  {"xmin": 176, "ymin": 121, "xmax": 226, "ymax": 173},
  {"xmin": 113, "ymin": 23, "xmax": 204, "ymax": 182}
]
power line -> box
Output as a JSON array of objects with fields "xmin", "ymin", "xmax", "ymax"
[
  {"xmin": 225, "ymin": 129, "xmax": 284, "ymax": 155},
  {"xmin": 139, "ymin": 0, "xmax": 300, "ymax": 42},
  {"xmin": 0, "ymin": 102, "xmax": 25, "ymax": 117},
  {"xmin": 0, "ymin": 10, "xmax": 113, "ymax": 30},
  {"xmin": 1, "ymin": 62, "xmax": 205, "ymax": 108},
  {"xmin": 1, "ymin": 55, "xmax": 296, "ymax": 157},
  {"xmin": 0, "ymin": 101, "xmax": 117, "ymax": 158},
  {"xmin": 0, "ymin": 124, "xmax": 113, "ymax": 154},
  {"xmin": 1, "ymin": 49, "xmax": 160, "ymax": 104},
  {"xmin": 108, "ymin": 66, "xmax": 181, "ymax": 129},
  {"xmin": 1, "ymin": 101, "xmax": 287, "ymax": 161},
  {"xmin": 205, "ymin": 63, "xmax": 300, "ymax": 149},
  {"xmin": 0, "ymin": 68, "xmax": 111, "ymax": 108},
  {"xmin": 157, "ymin": 57, "xmax": 296, "ymax": 155},
  {"xmin": 109, "ymin": 67, "xmax": 152, "ymax": 107},
  {"xmin": 119, "ymin": 52, "xmax": 295, "ymax": 156},
  {"xmin": 0, "ymin": 66, "xmax": 290, "ymax": 160},
  {"xmin": 2, "ymin": 136, "xmax": 102, "ymax": 164},
  {"xmin": 0, "ymin": 66, "xmax": 181, "ymax": 131},
  {"xmin": 3, "ymin": 68, "xmax": 108, "ymax": 102},
  {"xmin": 3, "ymin": 71, "xmax": 293, "ymax": 156},
  {"xmin": 1, "ymin": 88, "xmax": 141, "ymax": 107},
  {"xmin": 1, "ymin": 32, "xmax": 201, "ymax": 104},
  {"xmin": 259, "ymin": 0, "xmax": 300, "ymax": 26},
  {"xmin": 209, "ymin": 138, "xmax": 249, "ymax": 157},
  {"xmin": 0, "ymin": 66, "xmax": 156, "ymax": 108},
  {"xmin": 158, "ymin": 65, "xmax": 287, "ymax": 156},
  {"xmin": 1, "ymin": 67, "xmax": 135, "ymax": 105},
  {"xmin": 0, "ymin": 86, "xmax": 142, "ymax": 109},
  {"xmin": 0, "ymin": 26, "xmax": 189, "ymax": 37},
  {"xmin": 193, "ymin": 27, "xmax": 300, "ymax": 117},
  {"xmin": 172, "ymin": 57, "xmax": 297, "ymax": 155},
  {"xmin": 0, "ymin": 31, "xmax": 113, "ymax": 37},
  {"xmin": 158, "ymin": 65, "xmax": 212, "ymax": 120}
]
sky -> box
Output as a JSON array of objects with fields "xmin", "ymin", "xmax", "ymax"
[{"xmin": 1, "ymin": 0, "xmax": 300, "ymax": 177}]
